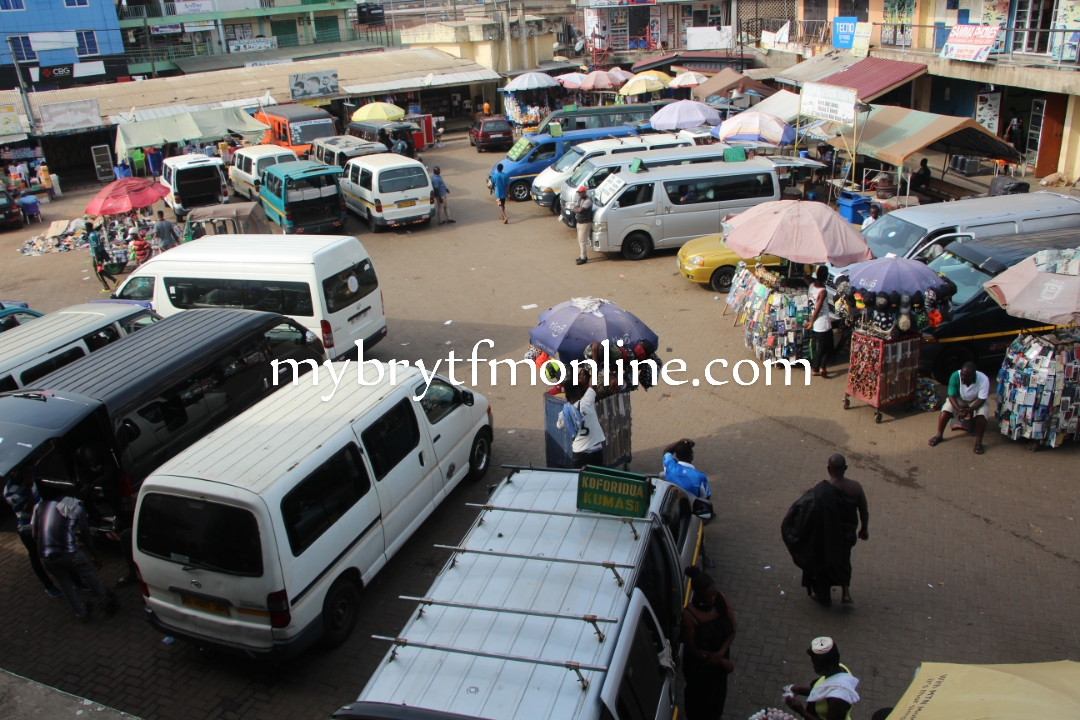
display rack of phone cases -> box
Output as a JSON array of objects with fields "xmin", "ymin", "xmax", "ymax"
[{"xmin": 844, "ymin": 332, "xmax": 921, "ymax": 423}]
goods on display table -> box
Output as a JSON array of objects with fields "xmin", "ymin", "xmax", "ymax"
[
  {"xmin": 843, "ymin": 332, "xmax": 921, "ymax": 422},
  {"xmin": 996, "ymin": 330, "xmax": 1080, "ymax": 448},
  {"xmin": 501, "ymin": 94, "xmax": 542, "ymax": 130},
  {"xmin": 727, "ymin": 265, "xmax": 812, "ymax": 362}
]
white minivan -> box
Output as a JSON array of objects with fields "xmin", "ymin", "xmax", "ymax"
[
  {"xmin": 339, "ymin": 153, "xmax": 435, "ymax": 233},
  {"xmin": 134, "ymin": 364, "xmax": 493, "ymax": 657},
  {"xmin": 590, "ymin": 158, "xmax": 782, "ymax": 260},
  {"xmin": 112, "ymin": 235, "xmax": 386, "ymax": 359},
  {"xmin": 229, "ymin": 146, "xmax": 298, "ymax": 200},
  {"xmin": 531, "ymin": 133, "xmax": 691, "ymax": 213},
  {"xmin": 162, "ymin": 155, "xmax": 230, "ymax": 219}
]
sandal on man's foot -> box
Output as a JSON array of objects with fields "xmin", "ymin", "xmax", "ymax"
[
  {"xmin": 974, "ymin": 443, "xmax": 985, "ymax": 455},
  {"xmin": 928, "ymin": 436, "xmax": 942, "ymax": 447}
]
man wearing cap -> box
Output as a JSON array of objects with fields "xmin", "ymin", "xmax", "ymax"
[
  {"xmin": 570, "ymin": 186, "xmax": 594, "ymax": 266},
  {"xmin": 784, "ymin": 637, "xmax": 860, "ymax": 720}
]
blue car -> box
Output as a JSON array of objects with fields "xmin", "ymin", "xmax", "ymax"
[
  {"xmin": 490, "ymin": 125, "xmax": 643, "ymax": 202},
  {"xmin": 0, "ymin": 302, "xmax": 42, "ymax": 332}
]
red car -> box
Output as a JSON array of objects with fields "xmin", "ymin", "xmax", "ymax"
[{"xmin": 469, "ymin": 116, "xmax": 514, "ymax": 152}]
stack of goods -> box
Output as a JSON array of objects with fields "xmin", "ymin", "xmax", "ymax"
[
  {"xmin": 996, "ymin": 330, "xmax": 1080, "ymax": 447},
  {"xmin": 833, "ymin": 282, "xmax": 952, "ymax": 339},
  {"xmin": 725, "ymin": 264, "xmax": 758, "ymax": 314},
  {"xmin": 915, "ymin": 377, "xmax": 940, "ymax": 412},
  {"xmin": 845, "ymin": 332, "xmax": 921, "ymax": 407},
  {"xmin": 748, "ymin": 710, "xmax": 796, "ymax": 720},
  {"xmin": 741, "ymin": 283, "xmax": 811, "ymax": 362}
]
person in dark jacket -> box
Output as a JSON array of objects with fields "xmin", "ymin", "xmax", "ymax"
[
  {"xmin": 681, "ymin": 566, "xmax": 736, "ymax": 720},
  {"xmin": 570, "ymin": 186, "xmax": 593, "ymax": 265}
]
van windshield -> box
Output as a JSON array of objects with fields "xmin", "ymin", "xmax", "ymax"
[
  {"xmin": 137, "ymin": 493, "xmax": 263, "ymax": 576},
  {"xmin": 862, "ymin": 214, "xmax": 927, "ymax": 257},
  {"xmin": 378, "ymin": 167, "xmax": 427, "ymax": 193},
  {"xmin": 553, "ymin": 146, "xmax": 586, "ymax": 172},
  {"xmin": 568, "ymin": 160, "xmax": 597, "ymax": 188},
  {"xmin": 596, "ymin": 174, "xmax": 626, "ymax": 206},
  {"xmin": 926, "ymin": 251, "xmax": 991, "ymax": 306},
  {"xmin": 290, "ymin": 119, "xmax": 336, "ymax": 146},
  {"xmin": 506, "ymin": 137, "xmax": 534, "ymax": 162}
]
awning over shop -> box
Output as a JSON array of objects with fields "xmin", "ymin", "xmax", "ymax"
[
  {"xmin": 743, "ymin": 89, "xmax": 800, "ymax": 124},
  {"xmin": 691, "ymin": 68, "xmax": 777, "ymax": 102},
  {"xmin": 114, "ymin": 107, "xmax": 269, "ymax": 159},
  {"xmin": 829, "ymin": 105, "xmax": 1022, "ymax": 166},
  {"xmin": 775, "ymin": 49, "xmax": 858, "ymax": 88},
  {"xmin": 631, "ymin": 52, "xmax": 754, "ymax": 74},
  {"xmin": 818, "ymin": 57, "xmax": 926, "ymax": 101}
]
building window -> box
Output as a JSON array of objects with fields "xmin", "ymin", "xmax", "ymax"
[
  {"xmin": 224, "ymin": 23, "xmax": 253, "ymax": 40},
  {"xmin": 76, "ymin": 30, "xmax": 99, "ymax": 56},
  {"xmin": 64, "ymin": 0, "xmax": 89, "ymax": 6},
  {"xmin": 10, "ymin": 36, "xmax": 35, "ymax": 61},
  {"xmin": 0, "ymin": 0, "xmax": 26, "ymax": 10}
]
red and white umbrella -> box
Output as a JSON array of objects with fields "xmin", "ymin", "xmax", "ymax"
[{"xmin": 578, "ymin": 70, "xmax": 623, "ymax": 91}]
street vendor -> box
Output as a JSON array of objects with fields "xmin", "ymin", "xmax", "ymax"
[
  {"xmin": 783, "ymin": 637, "xmax": 861, "ymax": 720},
  {"xmin": 661, "ymin": 438, "xmax": 711, "ymax": 499},
  {"xmin": 556, "ymin": 369, "xmax": 606, "ymax": 469},
  {"xmin": 928, "ymin": 361, "xmax": 990, "ymax": 454}
]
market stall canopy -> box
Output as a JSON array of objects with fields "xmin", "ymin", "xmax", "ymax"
[
  {"xmin": 817, "ymin": 57, "xmax": 927, "ymax": 102},
  {"xmin": 113, "ymin": 107, "xmax": 269, "ymax": 159},
  {"xmin": 829, "ymin": 105, "xmax": 1022, "ymax": 165},
  {"xmin": 724, "ymin": 200, "xmax": 873, "ymax": 266},
  {"xmin": 740, "ymin": 89, "xmax": 800, "ymax": 124},
  {"xmin": 891, "ymin": 661, "xmax": 1080, "ymax": 719},
  {"xmin": 775, "ymin": 49, "xmax": 859, "ymax": 88},
  {"xmin": 692, "ymin": 68, "xmax": 777, "ymax": 102},
  {"xmin": 85, "ymin": 178, "xmax": 170, "ymax": 215},
  {"xmin": 984, "ymin": 247, "xmax": 1080, "ymax": 325},
  {"xmin": 504, "ymin": 72, "xmax": 560, "ymax": 91}
]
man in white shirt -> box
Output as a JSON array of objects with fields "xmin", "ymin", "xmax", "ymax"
[
  {"xmin": 556, "ymin": 375, "xmax": 607, "ymax": 468},
  {"xmin": 860, "ymin": 204, "xmax": 880, "ymax": 230},
  {"xmin": 928, "ymin": 362, "xmax": 990, "ymax": 454}
]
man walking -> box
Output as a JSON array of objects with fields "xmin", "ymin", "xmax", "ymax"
[
  {"xmin": 154, "ymin": 210, "xmax": 180, "ymax": 253},
  {"xmin": 490, "ymin": 163, "xmax": 509, "ymax": 224},
  {"xmin": 570, "ymin": 186, "xmax": 594, "ymax": 265},
  {"xmin": 431, "ymin": 166, "xmax": 455, "ymax": 225},
  {"xmin": 32, "ymin": 492, "xmax": 117, "ymax": 622},
  {"xmin": 928, "ymin": 361, "xmax": 990, "ymax": 454},
  {"xmin": 782, "ymin": 454, "xmax": 868, "ymax": 605},
  {"xmin": 4, "ymin": 463, "xmax": 61, "ymax": 598},
  {"xmin": 86, "ymin": 222, "xmax": 117, "ymax": 293}
]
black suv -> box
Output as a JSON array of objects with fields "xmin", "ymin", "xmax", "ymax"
[{"xmin": 0, "ymin": 188, "xmax": 22, "ymax": 230}]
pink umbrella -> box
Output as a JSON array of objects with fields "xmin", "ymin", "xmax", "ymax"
[
  {"xmin": 607, "ymin": 67, "xmax": 635, "ymax": 82},
  {"xmin": 578, "ymin": 70, "xmax": 622, "ymax": 91},
  {"xmin": 984, "ymin": 252, "xmax": 1080, "ymax": 325},
  {"xmin": 85, "ymin": 178, "xmax": 170, "ymax": 216},
  {"xmin": 723, "ymin": 200, "xmax": 873, "ymax": 266}
]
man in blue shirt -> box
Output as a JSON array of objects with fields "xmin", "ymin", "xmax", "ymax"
[
  {"xmin": 431, "ymin": 166, "xmax": 454, "ymax": 224},
  {"xmin": 490, "ymin": 162, "xmax": 509, "ymax": 224},
  {"xmin": 662, "ymin": 438, "xmax": 711, "ymax": 499}
]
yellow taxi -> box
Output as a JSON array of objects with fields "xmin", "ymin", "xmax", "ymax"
[{"xmin": 676, "ymin": 233, "xmax": 784, "ymax": 293}]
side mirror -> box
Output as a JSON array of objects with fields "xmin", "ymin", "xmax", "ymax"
[
  {"xmin": 692, "ymin": 498, "xmax": 715, "ymax": 520},
  {"xmin": 254, "ymin": 179, "xmax": 261, "ymax": 188},
  {"xmin": 461, "ymin": 389, "xmax": 475, "ymax": 406}
]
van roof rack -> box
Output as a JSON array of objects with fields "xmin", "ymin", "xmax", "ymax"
[
  {"xmin": 466, "ymin": 502, "xmax": 653, "ymax": 540},
  {"xmin": 400, "ymin": 595, "xmax": 618, "ymax": 642},
  {"xmin": 434, "ymin": 544, "xmax": 637, "ymax": 586}
]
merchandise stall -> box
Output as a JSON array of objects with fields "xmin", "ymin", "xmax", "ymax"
[
  {"xmin": 996, "ymin": 331, "xmax": 1080, "ymax": 448},
  {"xmin": 728, "ymin": 265, "xmax": 813, "ymax": 363},
  {"xmin": 844, "ymin": 332, "xmax": 920, "ymax": 422}
]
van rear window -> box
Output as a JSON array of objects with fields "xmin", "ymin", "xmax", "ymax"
[
  {"xmin": 138, "ymin": 493, "xmax": 263, "ymax": 576},
  {"xmin": 322, "ymin": 259, "xmax": 378, "ymax": 314},
  {"xmin": 378, "ymin": 167, "xmax": 428, "ymax": 194},
  {"xmin": 20, "ymin": 346, "xmax": 86, "ymax": 386},
  {"xmin": 165, "ymin": 277, "xmax": 314, "ymax": 317}
]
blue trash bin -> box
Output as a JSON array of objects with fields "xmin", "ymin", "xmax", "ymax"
[{"xmin": 837, "ymin": 190, "xmax": 872, "ymax": 223}]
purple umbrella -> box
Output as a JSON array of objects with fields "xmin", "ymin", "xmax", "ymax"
[
  {"xmin": 529, "ymin": 297, "xmax": 658, "ymax": 362},
  {"xmin": 845, "ymin": 255, "xmax": 949, "ymax": 296}
]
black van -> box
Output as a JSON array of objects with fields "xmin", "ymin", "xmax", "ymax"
[
  {"xmin": 346, "ymin": 120, "xmax": 418, "ymax": 158},
  {"xmin": 920, "ymin": 228, "xmax": 1080, "ymax": 381},
  {"xmin": 0, "ymin": 309, "xmax": 324, "ymax": 531}
]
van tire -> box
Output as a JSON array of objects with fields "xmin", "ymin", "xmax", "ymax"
[
  {"xmin": 710, "ymin": 266, "xmax": 736, "ymax": 293},
  {"xmin": 551, "ymin": 197, "xmax": 561, "ymax": 216},
  {"xmin": 622, "ymin": 233, "xmax": 653, "ymax": 261},
  {"xmin": 468, "ymin": 430, "xmax": 492, "ymax": 481},
  {"xmin": 367, "ymin": 211, "xmax": 382, "ymax": 234},
  {"xmin": 509, "ymin": 181, "xmax": 530, "ymax": 202},
  {"xmin": 320, "ymin": 578, "xmax": 361, "ymax": 649}
]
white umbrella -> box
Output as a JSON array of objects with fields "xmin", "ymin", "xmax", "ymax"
[
  {"xmin": 649, "ymin": 100, "xmax": 722, "ymax": 130},
  {"xmin": 555, "ymin": 72, "xmax": 587, "ymax": 89},
  {"xmin": 608, "ymin": 67, "xmax": 635, "ymax": 82},
  {"xmin": 669, "ymin": 71, "xmax": 710, "ymax": 88},
  {"xmin": 504, "ymin": 72, "xmax": 559, "ymax": 92}
]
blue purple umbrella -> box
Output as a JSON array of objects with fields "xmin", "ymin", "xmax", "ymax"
[
  {"xmin": 529, "ymin": 297, "xmax": 658, "ymax": 362},
  {"xmin": 845, "ymin": 255, "xmax": 948, "ymax": 296}
]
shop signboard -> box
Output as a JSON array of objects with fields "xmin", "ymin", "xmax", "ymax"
[
  {"xmin": 832, "ymin": 16, "xmax": 858, "ymax": 48},
  {"xmin": 184, "ymin": 21, "xmax": 216, "ymax": 30},
  {"xmin": 289, "ymin": 69, "xmax": 339, "ymax": 100},
  {"xmin": 0, "ymin": 104, "xmax": 20, "ymax": 136},
  {"xmin": 686, "ymin": 26, "xmax": 734, "ymax": 50},
  {"xmin": 229, "ymin": 37, "xmax": 277, "ymax": 53},
  {"xmin": 586, "ymin": 0, "xmax": 655, "ymax": 5},
  {"xmin": 576, "ymin": 467, "xmax": 652, "ymax": 518},
  {"xmin": 851, "ymin": 22, "xmax": 873, "ymax": 57},
  {"xmin": 801, "ymin": 82, "xmax": 858, "ymax": 124},
  {"xmin": 175, "ymin": 0, "xmax": 212, "ymax": 14},
  {"xmin": 975, "ymin": 90, "xmax": 1001, "ymax": 133},
  {"xmin": 940, "ymin": 24, "xmax": 1001, "ymax": 62},
  {"xmin": 246, "ymin": 58, "xmax": 293, "ymax": 68},
  {"xmin": 152, "ymin": 24, "xmax": 184, "ymax": 34},
  {"xmin": 38, "ymin": 99, "xmax": 102, "ymax": 133}
]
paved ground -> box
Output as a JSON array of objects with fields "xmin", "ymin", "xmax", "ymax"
[
  {"xmin": 1, "ymin": 137, "xmax": 1078, "ymax": 720},
  {"xmin": 0, "ymin": 670, "xmax": 136, "ymax": 719}
]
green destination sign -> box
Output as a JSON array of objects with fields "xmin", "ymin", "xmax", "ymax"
[{"xmin": 577, "ymin": 466, "xmax": 652, "ymax": 518}]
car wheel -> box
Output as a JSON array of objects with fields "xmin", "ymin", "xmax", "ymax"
[
  {"xmin": 565, "ymin": 214, "xmax": 577, "ymax": 229},
  {"xmin": 319, "ymin": 578, "xmax": 360, "ymax": 649},
  {"xmin": 933, "ymin": 347, "xmax": 974, "ymax": 384},
  {"xmin": 469, "ymin": 136, "xmax": 475, "ymax": 146},
  {"xmin": 468, "ymin": 430, "xmax": 492, "ymax": 481},
  {"xmin": 551, "ymin": 197, "xmax": 561, "ymax": 216},
  {"xmin": 477, "ymin": 145, "xmax": 485, "ymax": 153},
  {"xmin": 710, "ymin": 266, "xmax": 737, "ymax": 293},
  {"xmin": 510, "ymin": 181, "xmax": 531, "ymax": 202},
  {"xmin": 368, "ymin": 210, "xmax": 381, "ymax": 234},
  {"xmin": 621, "ymin": 232, "xmax": 653, "ymax": 261}
]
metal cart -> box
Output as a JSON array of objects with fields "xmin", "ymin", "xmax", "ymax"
[
  {"xmin": 544, "ymin": 391, "xmax": 632, "ymax": 469},
  {"xmin": 844, "ymin": 332, "xmax": 921, "ymax": 423}
]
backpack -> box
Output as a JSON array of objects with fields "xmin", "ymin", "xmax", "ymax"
[
  {"xmin": 560, "ymin": 401, "xmax": 584, "ymax": 437},
  {"xmin": 781, "ymin": 486, "xmax": 819, "ymax": 571}
]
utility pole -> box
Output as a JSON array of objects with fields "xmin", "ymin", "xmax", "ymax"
[
  {"xmin": 142, "ymin": 15, "xmax": 158, "ymax": 78},
  {"xmin": 5, "ymin": 37, "xmax": 35, "ymax": 133}
]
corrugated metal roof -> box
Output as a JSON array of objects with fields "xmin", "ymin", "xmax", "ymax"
[
  {"xmin": 173, "ymin": 39, "xmax": 381, "ymax": 75},
  {"xmin": 745, "ymin": 67, "xmax": 785, "ymax": 80},
  {"xmin": 775, "ymin": 49, "xmax": 859, "ymax": 86},
  {"xmin": 22, "ymin": 49, "xmax": 498, "ymax": 129},
  {"xmin": 818, "ymin": 57, "xmax": 927, "ymax": 101}
]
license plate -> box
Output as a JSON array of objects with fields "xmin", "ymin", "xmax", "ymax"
[
  {"xmin": 397, "ymin": 200, "xmax": 416, "ymax": 208},
  {"xmin": 493, "ymin": 134, "xmax": 507, "ymax": 138},
  {"xmin": 181, "ymin": 594, "xmax": 229, "ymax": 616}
]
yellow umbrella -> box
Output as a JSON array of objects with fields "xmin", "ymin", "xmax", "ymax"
[
  {"xmin": 619, "ymin": 75, "xmax": 667, "ymax": 96},
  {"xmin": 890, "ymin": 661, "xmax": 1080, "ymax": 719},
  {"xmin": 352, "ymin": 102, "xmax": 405, "ymax": 121},
  {"xmin": 637, "ymin": 70, "xmax": 673, "ymax": 85}
]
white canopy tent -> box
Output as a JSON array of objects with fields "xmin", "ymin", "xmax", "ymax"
[{"xmin": 114, "ymin": 107, "xmax": 269, "ymax": 160}]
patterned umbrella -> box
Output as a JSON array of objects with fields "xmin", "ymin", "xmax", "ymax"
[
  {"xmin": 555, "ymin": 72, "xmax": 587, "ymax": 89},
  {"xmin": 529, "ymin": 297, "xmax": 658, "ymax": 362},
  {"xmin": 85, "ymin": 178, "xmax": 170, "ymax": 216},
  {"xmin": 504, "ymin": 72, "xmax": 559, "ymax": 91},
  {"xmin": 712, "ymin": 110, "xmax": 796, "ymax": 145},
  {"xmin": 649, "ymin": 100, "xmax": 722, "ymax": 130},
  {"xmin": 578, "ymin": 70, "xmax": 622, "ymax": 91}
]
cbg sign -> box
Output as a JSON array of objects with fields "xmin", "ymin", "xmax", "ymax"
[{"xmin": 833, "ymin": 17, "xmax": 858, "ymax": 49}]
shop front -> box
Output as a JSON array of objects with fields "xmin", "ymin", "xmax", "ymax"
[{"xmin": 582, "ymin": 0, "xmax": 727, "ymax": 57}]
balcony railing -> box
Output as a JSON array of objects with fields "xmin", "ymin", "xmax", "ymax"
[
  {"xmin": 117, "ymin": 0, "xmax": 349, "ymax": 20},
  {"xmin": 877, "ymin": 23, "xmax": 1080, "ymax": 68},
  {"xmin": 125, "ymin": 39, "xmax": 215, "ymax": 63},
  {"xmin": 741, "ymin": 18, "xmax": 831, "ymax": 46}
]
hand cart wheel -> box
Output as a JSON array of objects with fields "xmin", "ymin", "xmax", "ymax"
[
  {"xmin": 843, "ymin": 396, "xmax": 850, "ymax": 410},
  {"xmin": 874, "ymin": 412, "xmax": 883, "ymax": 424}
]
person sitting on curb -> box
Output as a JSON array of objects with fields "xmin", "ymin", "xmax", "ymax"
[
  {"xmin": 661, "ymin": 438, "xmax": 711, "ymax": 499},
  {"xmin": 928, "ymin": 361, "xmax": 990, "ymax": 454}
]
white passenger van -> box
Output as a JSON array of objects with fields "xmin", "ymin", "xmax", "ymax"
[
  {"xmin": 229, "ymin": 145, "xmax": 298, "ymax": 200},
  {"xmin": 162, "ymin": 155, "xmax": 230, "ymax": 219},
  {"xmin": 0, "ymin": 301, "xmax": 158, "ymax": 391},
  {"xmin": 339, "ymin": 153, "xmax": 434, "ymax": 233},
  {"xmin": 591, "ymin": 158, "xmax": 782, "ymax": 260},
  {"xmin": 337, "ymin": 466, "xmax": 712, "ymax": 720},
  {"xmin": 531, "ymin": 134, "xmax": 692, "ymax": 212},
  {"xmin": 111, "ymin": 235, "xmax": 386, "ymax": 359},
  {"xmin": 311, "ymin": 135, "xmax": 387, "ymax": 168},
  {"xmin": 133, "ymin": 364, "xmax": 493, "ymax": 657}
]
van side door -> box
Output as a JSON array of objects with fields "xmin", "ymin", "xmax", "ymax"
[
  {"xmin": 599, "ymin": 589, "xmax": 675, "ymax": 720},
  {"xmin": 342, "ymin": 162, "xmax": 360, "ymax": 213},
  {"xmin": 412, "ymin": 376, "xmax": 475, "ymax": 497},
  {"xmin": 606, "ymin": 182, "xmax": 657, "ymax": 251},
  {"xmin": 714, "ymin": 170, "xmax": 778, "ymax": 217},
  {"xmin": 660, "ymin": 176, "xmax": 722, "ymax": 246},
  {"xmin": 354, "ymin": 394, "xmax": 440, "ymax": 559}
]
